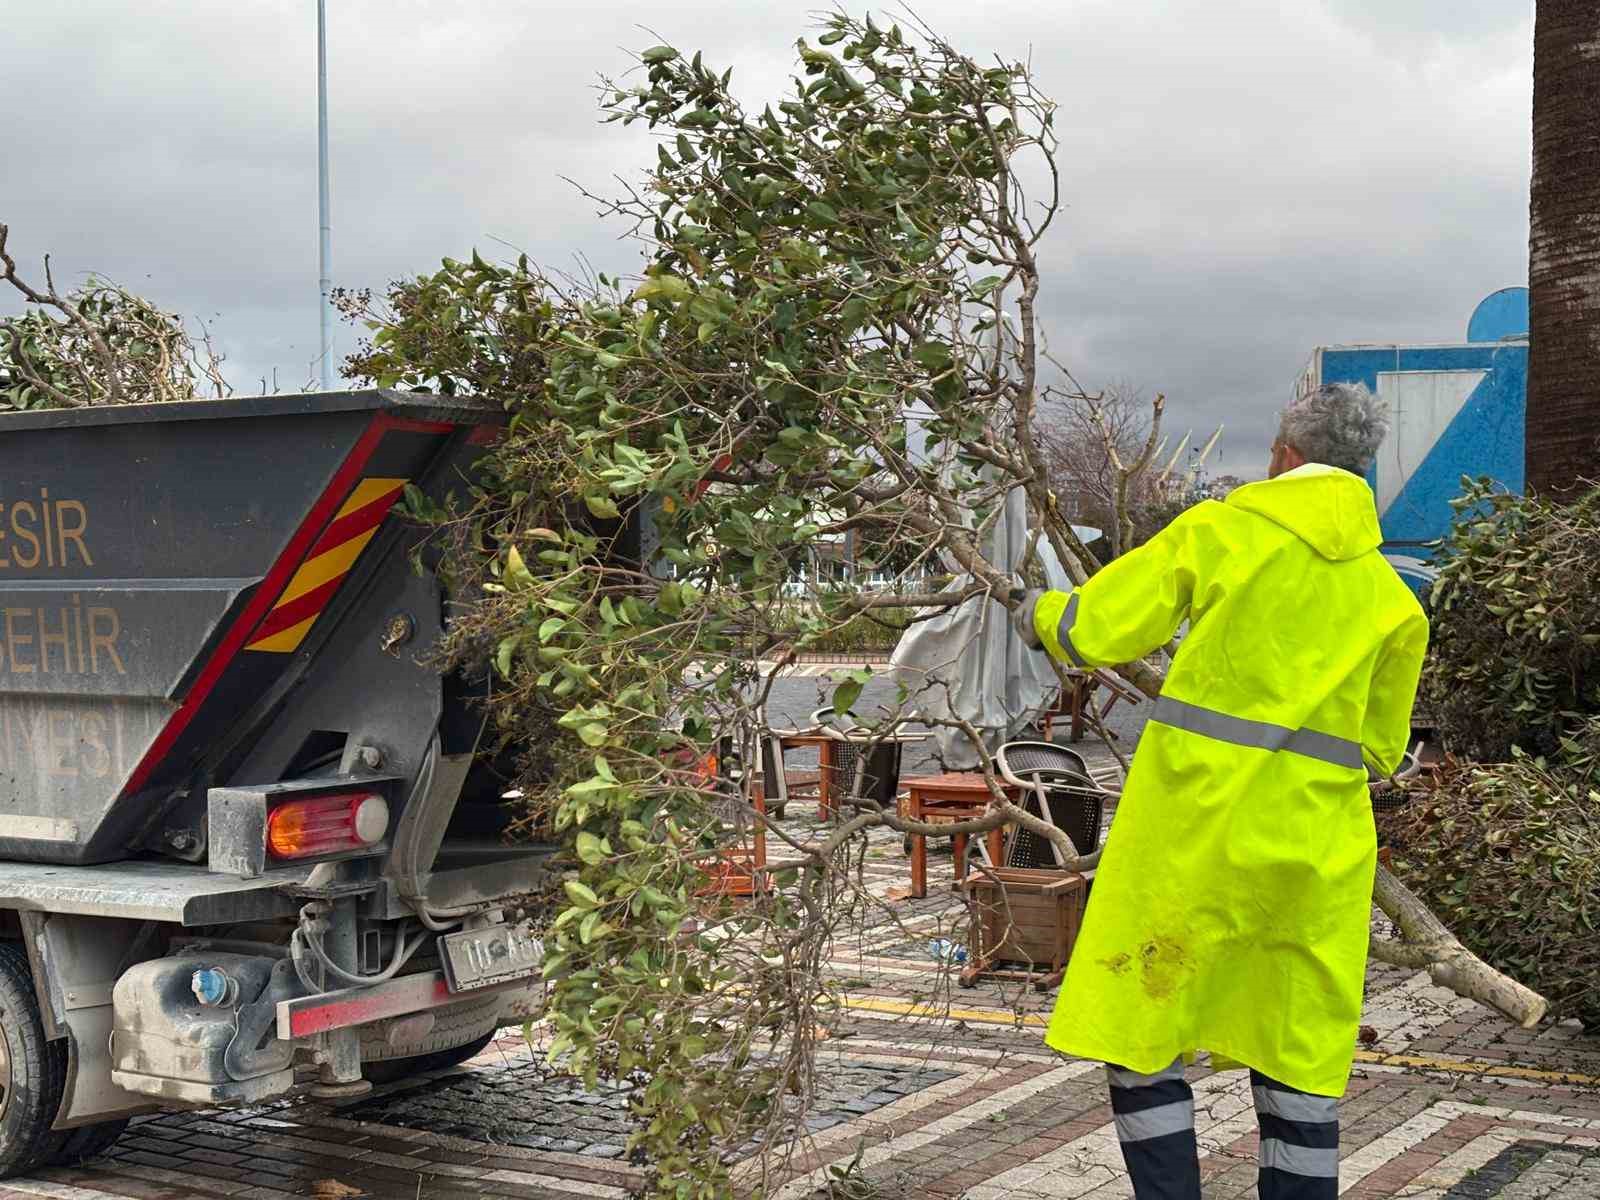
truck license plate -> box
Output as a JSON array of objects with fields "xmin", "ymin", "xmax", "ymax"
[{"xmin": 437, "ymin": 922, "xmax": 544, "ymax": 993}]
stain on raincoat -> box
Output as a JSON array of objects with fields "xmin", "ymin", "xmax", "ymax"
[{"xmin": 1033, "ymin": 463, "xmax": 1427, "ymax": 1096}]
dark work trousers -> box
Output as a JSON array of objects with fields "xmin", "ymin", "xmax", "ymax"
[{"xmin": 1107, "ymin": 1059, "xmax": 1340, "ymax": 1199}]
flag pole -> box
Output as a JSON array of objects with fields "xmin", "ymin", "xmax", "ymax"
[{"xmin": 317, "ymin": 0, "xmax": 334, "ymax": 391}]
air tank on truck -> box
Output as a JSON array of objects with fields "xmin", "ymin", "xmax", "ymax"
[{"xmin": 0, "ymin": 390, "xmax": 573, "ymax": 1173}]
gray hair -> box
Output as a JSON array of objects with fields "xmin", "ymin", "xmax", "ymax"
[{"xmin": 1278, "ymin": 382, "xmax": 1390, "ymax": 475}]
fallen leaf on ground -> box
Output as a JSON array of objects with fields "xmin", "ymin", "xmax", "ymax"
[
  {"xmin": 311, "ymin": 1181, "xmax": 364, "ymax": 1199},
  {"xmin": 1358, "ymin": 1025, "xmax": 1379, "ymax": 1046},
  {"xmin": 885, "ymin": 886, "xmax": 913, "ymax": 901}
]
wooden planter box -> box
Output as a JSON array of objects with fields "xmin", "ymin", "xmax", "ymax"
[
  {"xmin": 959, "ymin": 867, "xmax": 1088, "ymax": 991},
  {"xmin": 694, "ymin": 791, "xmax": 769, "ymax": 900}
]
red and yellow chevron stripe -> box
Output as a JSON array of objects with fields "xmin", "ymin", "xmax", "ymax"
[{"xmin": 245, "ymin": 477, "xmax": 408, "ymax": 653}]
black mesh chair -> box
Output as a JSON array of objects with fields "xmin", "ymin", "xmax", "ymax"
[
  {"xmin": 1371, "ymin": 741, "xmax": 1424, "ymax": 813},
  {"xmin": 995, "ymin": 740, "xmax": 1106, "ymax": 868},
  {"xmin": 810, "ymin": 706, "xmax": 904, "ymax": 811}
]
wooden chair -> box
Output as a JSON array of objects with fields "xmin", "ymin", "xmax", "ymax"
[
  {"xmin": 692, "ymin": 736, "xmax": 769, "ymax": 899},
  {"xmin": 1040, "ymin": 669, "xmax": 1143, "ymax": 743}
]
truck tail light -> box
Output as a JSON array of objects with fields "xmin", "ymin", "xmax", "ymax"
[{"xmin": 266, "ymin": 792, "xmax": 389, "ymax": 861}]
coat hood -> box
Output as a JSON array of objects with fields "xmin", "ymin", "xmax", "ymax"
[{"xmin": 1226, "ymin": 464, "xmax": 1382, "ymax": 561}]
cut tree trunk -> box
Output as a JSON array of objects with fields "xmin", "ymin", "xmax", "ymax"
[
  {"xmin": 1371, "ymin": 864, "xmax": 1547, "ymax": 1029},
  {"xmin": 1527, "ymin": 1, "xmax": 1600, "ymax": 500}
]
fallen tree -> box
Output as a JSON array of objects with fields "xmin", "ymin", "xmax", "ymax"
[{"xmin": 337, "ymin": 18, "xmax": 1546, "ymax": 1191}]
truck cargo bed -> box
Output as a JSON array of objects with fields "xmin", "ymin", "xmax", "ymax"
[{"xmin": 0, "ymin": 390, "xmax": 500, "ymax": 864}]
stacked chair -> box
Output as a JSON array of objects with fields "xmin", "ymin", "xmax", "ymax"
[{"xmin": 958, "ymin": 740, "xmax": 1110, "ymax": 990}]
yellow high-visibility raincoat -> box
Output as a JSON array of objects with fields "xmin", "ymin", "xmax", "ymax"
[{"xmin": 1034, "ymin": 463, "xmax": 1427, "ymax": 1096}]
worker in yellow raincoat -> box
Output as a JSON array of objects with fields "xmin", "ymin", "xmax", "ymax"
[{"xmin": 1014, "ymin": 382, "xmax": 1427, "ymax": 1200}]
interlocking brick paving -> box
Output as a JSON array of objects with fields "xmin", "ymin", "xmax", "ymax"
[
  {"xmin": 337, "ymin": 1055, "xmax": 958, "ymax": 1156},
  {"xmin": 11, "ymin": 732, "xmax": 1600, "ymax": 1197}
]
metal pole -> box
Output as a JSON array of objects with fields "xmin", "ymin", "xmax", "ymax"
[{"xmin": 317, "ymin": 0, "xmax": 333, "ymax": 391}]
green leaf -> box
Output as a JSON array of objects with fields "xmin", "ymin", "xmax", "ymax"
[
  {"xmin": 806, "ymin": 200, "xmax": 839, "ymax": 225},
  {"xmin": 576, "ymin": 831, "xmax": 607, "ymax": 864},
  {"xmin": 584, "ymin": 493, "xmax": 621, "ymax": 519},
  {"xmin": 564, "ymin": 880, "xmax": 599, "ymax": 908},
  {"xmin": 495, "ymin": 635, "xmax": 520, "ymax": 678},
  {"xmin": 504, "ymin": 544, "xmax": 534, "ymax": 590},
  {"xmin": 631, "ymin": 274, "xmax": 694, "ymax": 304},
  {"xmin": 831, "ymin": 671, "xmax": 867, "ymax": 716},
  {"xmin": 538, "ymin": 616, "xmax": 567, "ymax": 642},
  {"xmin": 640, "ymin": 45, "xmax": 678, "ymax": 64}
]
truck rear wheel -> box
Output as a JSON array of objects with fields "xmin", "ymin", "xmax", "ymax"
[
  {"xmin": 45, "ymin": 1119, "xmax": 129, "ymax": 1167},
  {"xmin": 0, "ymin": 944, "xmax": 67, "ymax": 1177}
]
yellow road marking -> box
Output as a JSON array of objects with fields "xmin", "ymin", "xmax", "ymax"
[
  {"xmin": 1350, "ymin": 1050, "xmax": 1600, "ymax": 1087},
  {"xmin": 840, "ymin": 995, "xmax": 1048, "ymax": 1028},
  {"xmin": 836, "ymin": 996, "xmax": 1600, "ymax": 1087},
  {"xmin": 335, "ymin": 477, "xmax": 408, "ymax": 520}
]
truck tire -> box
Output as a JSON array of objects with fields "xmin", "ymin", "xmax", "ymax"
[
  {"xmin": 0, "ymin": 944, "xmax": 68, "ymax": 1177},
  {"xmin": 358, "ymin": 993, "xmax": 502, "ymax": 1084},
  {"xmin": 361, "ymin": 1031, "xmax": 496, "ymax": 1086},
  {"xmin": 45, "ymin": 1119, "xmax": 129, "ymax": 1166}
]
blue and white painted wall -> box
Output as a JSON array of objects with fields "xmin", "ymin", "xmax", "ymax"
[{"xmin": 1295, "ymin": 288, "xmax": 1528, "ymax": 595}]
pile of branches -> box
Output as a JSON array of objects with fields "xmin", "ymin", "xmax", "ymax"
[
  {"xmin": 1381, "ymin": 718, "xmax": 1600, "ymax": 1028},
  {"xmin": 0, "ymin": 223, "xmax": 227, "ymax": 410},
  {"xmin": 1421, "ymin": 479, "xmax": 1600, "ymax": 761}
]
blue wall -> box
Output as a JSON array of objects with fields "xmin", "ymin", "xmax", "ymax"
[{"xmin": 1317, "ymin": 342, "xmax": 1527, "ymax": 588}]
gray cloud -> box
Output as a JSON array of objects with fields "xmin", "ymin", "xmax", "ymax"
[{"xmin": 5, "ymin": 0, "xmax": 1533, "ymax": 476}]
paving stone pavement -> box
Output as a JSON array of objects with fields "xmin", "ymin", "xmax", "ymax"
[{"xmin": 9, "ymin": 723, "xmax": 1600, "ymax": 1197}]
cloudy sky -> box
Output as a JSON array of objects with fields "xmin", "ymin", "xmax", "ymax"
[{"xmin": 6, "ymin": 1, "xmax": 1532, "ymax": 475}]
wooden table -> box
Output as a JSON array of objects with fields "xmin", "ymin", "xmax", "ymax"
[
  {"xmin": 773, "ymin": 732, "xmax": 836, "ymax": 816},
  {"xmin": 904, "ymin": 773, "xmax": 1022, "ymax": 898}
]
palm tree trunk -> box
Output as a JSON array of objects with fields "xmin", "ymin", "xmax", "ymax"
[{"xmin": 1527, "ymin": 2, "xmax": 1600, "ymax": 500}]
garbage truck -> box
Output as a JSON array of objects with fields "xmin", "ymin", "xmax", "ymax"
[{"xmin": 0, "ymin": 390, "xmax": 553, "ymax": 1173}]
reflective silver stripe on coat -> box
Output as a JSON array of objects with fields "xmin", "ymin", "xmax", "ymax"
[
  {"xmin": 1113, "ymin": 1100, "xmax": 1195, "ymax": 1144},
  {"xmin": 1106, "ymin": 1059, "xmax": 1185, "ymax": 1089},
  {"xmin": 1055, "ymin": 592, "xmax": 1088, "ymax": 667},
  {"xmin": 1259, "ymin": 1138, "xmax": 1340, "ymax": 1179},
  {"xmin": 1252, "ymin": 1085, "xmax": 1338, "ymax": 1126},
  {"xmin": 1153, "ymin": 696, "xmax": 1363, "ymax": 771}
]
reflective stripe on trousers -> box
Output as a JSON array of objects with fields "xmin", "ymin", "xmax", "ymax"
[{"xmin": 1107, "ymin": 1060, "xmax": 1339, "ymax": 1199}]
